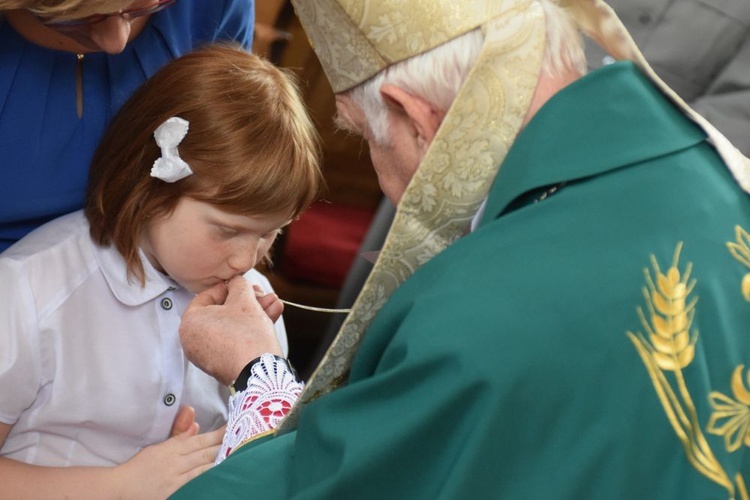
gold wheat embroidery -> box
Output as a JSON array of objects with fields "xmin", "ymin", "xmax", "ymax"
[
  {"xmin": 727, "ymin": 225, "xmax": 750, "ymax": 301},
  {"xmin": 627, "ymin": 243, "xmax": 735, "ymax": 496}
]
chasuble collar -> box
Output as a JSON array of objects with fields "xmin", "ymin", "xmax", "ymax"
[{"xmin": 480, "ymin": 61, "xmax": 707, "ymax": 225}]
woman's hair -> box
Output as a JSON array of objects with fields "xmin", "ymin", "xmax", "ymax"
[
  {"xmin": 86, "ymin": 43, "xmax": 323, "ymax": 284},
  {"xmin": 2, "ymin": 0, "xmax": 130, "ymax": 17},
  {"xmin": 346, "ymin": 0, "xmax": 586, "ymax": 145}
]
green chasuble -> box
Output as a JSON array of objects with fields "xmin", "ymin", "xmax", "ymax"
[{"xmin": 174, "ymin": 62, "xmax": 750, "ymax": 499}]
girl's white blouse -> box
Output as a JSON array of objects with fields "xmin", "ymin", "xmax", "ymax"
[{"xmin": 0, "ymin": 210, "xmax": 288, "ymax": 466}]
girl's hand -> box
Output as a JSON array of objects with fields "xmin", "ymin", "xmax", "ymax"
[
  {"xmin": 253, "ymin": 285, "xmax": 284, "ymax": 323},
  {"xmin": 114, "ymin": 425, "xmax": 224, "ymax": 499},
  {"xmin": 170, "ymin": 406, "xmax": 199, "ymax": 437}
]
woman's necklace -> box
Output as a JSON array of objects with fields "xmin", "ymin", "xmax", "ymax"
[{"xmin": 76, "ymin": 53, "xmax": 84, "ymax": 118}]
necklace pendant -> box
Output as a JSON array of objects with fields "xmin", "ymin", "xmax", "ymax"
[{"xmin": 76, "ymin": 54, "xmax": 84, "ymax": 118}]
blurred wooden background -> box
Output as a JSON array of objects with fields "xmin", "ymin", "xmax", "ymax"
[{"xmin": 253, "ymin": 1, "xmax": 384, "ymax": 379}]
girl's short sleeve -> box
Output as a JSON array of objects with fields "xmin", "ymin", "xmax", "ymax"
[{"xmin": 0, "ymin": 258, "xmax": 43, "ymax": 425}]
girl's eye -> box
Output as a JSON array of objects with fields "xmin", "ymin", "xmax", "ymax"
[{"xmin": 216, "ymin": 225, "xmax": 238, "ymax": 237}]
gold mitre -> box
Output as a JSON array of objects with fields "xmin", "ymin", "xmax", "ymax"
[{"xmin": 289, "ymin": 0, "xmax": 518, "ymax": 93}]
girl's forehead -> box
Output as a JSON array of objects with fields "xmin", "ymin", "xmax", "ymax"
[{"xmin": 184, "ymin": 198, "xmax": 292, "ymax": 227}]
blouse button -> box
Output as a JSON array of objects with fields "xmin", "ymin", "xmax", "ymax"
[
  {"xmin": 161, "ymin": 297, "xmax": 173, "ymax": 310},
  {"xmin": 163, "ymin": 393, "xmax": 176, "ymax": 406}
]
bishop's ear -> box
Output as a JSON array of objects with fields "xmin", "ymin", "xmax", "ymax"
[{"xmin": 379, "ymin": 84, "xmax": 445, "ymax": 153}]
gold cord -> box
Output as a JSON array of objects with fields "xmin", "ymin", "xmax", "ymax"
[
  {"xmin": 251, "ymin": 288, "xmax": 350, "ymax": 314},
  {"xmin": 278, "ymin": 298, "xmax": 351, "ymax": 314}
]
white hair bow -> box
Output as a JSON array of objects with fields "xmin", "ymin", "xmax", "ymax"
[{"xmin": 150, "ymin": 117, "xmax": 193, "ymax": 183}]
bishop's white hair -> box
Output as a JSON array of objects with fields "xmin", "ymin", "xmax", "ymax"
[{"xmin": 344, "ymin": 0, "xmax": 587, "ymax": 145}]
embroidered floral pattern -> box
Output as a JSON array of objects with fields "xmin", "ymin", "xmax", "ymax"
[
  {"xmin": 215, "ymin": 354, "xmax": 303, "ymax": 464},
  {"xmin": 708, "ymin": 365, "xmax": 750, "ymax": 453}
]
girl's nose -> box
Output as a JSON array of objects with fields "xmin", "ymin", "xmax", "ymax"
[{"xmin": 227, "ymin": 246, "xmax": 257, "ymax": 275}]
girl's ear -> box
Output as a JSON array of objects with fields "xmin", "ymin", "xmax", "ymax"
[{"xmin": 379, "ymin": 84, "xmax": 445, "ymax": 153}]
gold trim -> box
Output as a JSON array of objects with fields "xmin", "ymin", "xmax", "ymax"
[{"xmin": 229, "ymin": 429, "xmax": 276, "ymax": 457}]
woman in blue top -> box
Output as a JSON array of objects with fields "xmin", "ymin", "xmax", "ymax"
[{"xmin": 0, "ymin": 0, "xmax": 255, "ymax": 251}]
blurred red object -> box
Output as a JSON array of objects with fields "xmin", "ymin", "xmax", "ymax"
[{"xmin": 278, "ymin": 201, "xmax": 376, "ymax": 288}]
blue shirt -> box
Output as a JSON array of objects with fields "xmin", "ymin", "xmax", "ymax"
[{"xmin": 0, "ymin": 0, "xmax": 255, "ymax": 251}]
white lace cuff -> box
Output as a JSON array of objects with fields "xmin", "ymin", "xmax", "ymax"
[{"xmin": 215, "ymin": 354, "xmax": 303, "ymax": 464}]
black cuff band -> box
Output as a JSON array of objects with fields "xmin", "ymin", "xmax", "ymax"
[{"xmin": 230, "ymin": 354, "xmax": 298, "ymax": 394}]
